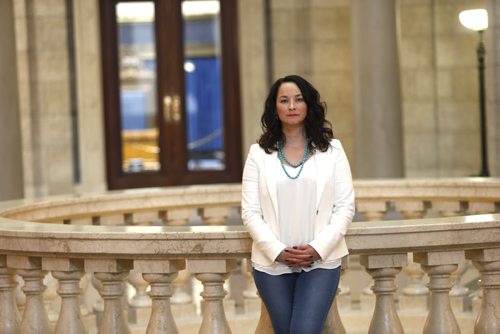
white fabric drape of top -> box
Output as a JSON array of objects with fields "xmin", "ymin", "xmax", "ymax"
[{"xmin": 253, "ymin": 157, "xmax": 341, "ymax": 275}]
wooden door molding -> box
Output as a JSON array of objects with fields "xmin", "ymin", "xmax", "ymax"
[{"xmin": 100, "ymin": 0, "xmax": 242, "ymax": 189}]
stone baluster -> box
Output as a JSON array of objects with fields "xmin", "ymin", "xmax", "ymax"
[
  {"xmin": 357, "ymin": 201, "xmax": 387, "ymax": 221},
  {"xmin": 200, "ymin": 207, "xmax": 232, "ymax": 225},
  {"xmin": 171, "ymin": 269, "xmax": 193, "ymax": 304},
  {"xmin": 322, "ymin": 294, "xmax": 346, "ymax": 334},
  {"xmin": 467, "ymin": 202, "xmax": 496, "ymax": 214},
  {"xmin": 162, "ymin": 208, "xmax": 192, "ymax": 226},
  {"xmin": 78, "ymin": 273, "xmax": 91, "ymax": 317},
  {"xmin": 241, "ymin": 259, "xmax": 259, "ymax": 313},
  {"xmin": 0, "ymin": 255, "xmax": 21, "ymax": 334},
  {"xmin": 43, "ymin": 258, "xmax": 87, "ymax": 334},
  {"xmin": 128, "ymin": 269, "xmax": 151, "ymax": 324},
  {"xmin": 357, "ymin": 202, "xmax": 388, "ymax": 305},
  {"xmin": 414, "ymin": 250, "xmax": 464, "ymax": 334},
  {"xmin": 15, "ymin": 274, "xmax": 26, "ymax": 314},
  {"xmin": 432, "ymin": 201, "xmax": 463, "ymax": 217},
  {"xmin": 465, "ymin": 248, "xmax": 500, "ymax": 333},
  {"xmin": 449, "ymin": 261, "xmax": 469, "ymax": 313},
  {"xmin": 157, "ymin": 211, "xmax": 195, "ymax": 315},
  {"xmin": 396, "ymin": 203, "xmax": 429, "ymax": 310},
  {"xmin": 255, "ymin": 301, "xmax": 274, "ymax": 334},
  {"xmin": 7, "ymin": 255, "xmax": 52, "ymax": 334},
  {"xmin": 322, "ymin": 258, "xmax": 348, "ymax": 333},
  {"xmin": 43, "ymin": 272, "xmax": 59, "ymax": 322},
  {"xmin": 130, "ymin": 211, "xmax": 159, "ymax": 225},
  {"xmin": 135, "ymin": 259, "xmax": 185, "ymax": 334},
  {"xmin": 401, "ymin": 253, "xmax": 428, "ymax": 310},
  {"xmin": 128, "ymin": 266, "xmax": 151, "ymax": 308},
  {"xmin": 336, "ymin": 257, "xmax": 351, "ymax": 310},
  {"xmin": 189, "ymin": 259, "xmax": 237, "ymax": 334},
  {"xmin": 90, "ymin": 273, "xmax": 104, "ymax": 323},
  {"xmin": 336, "ymin": 280, "xmax": 351, "ymax": 310},
  {"xmin": 360, "ymin": 254, "xmax": 406, "ymax": 334},
  {"xmin": 395, "ymin": 200, "xmax": 426, "ymax": 219},
  {"xmin": 86, "ymin": 259, "xmax": 132, "ymax": 334}
]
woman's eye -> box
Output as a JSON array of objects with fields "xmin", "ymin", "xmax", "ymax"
[
  {"xmin": 280, "ymin": 99, "xmax": 288, "ymax": 104},
  {"xmin": 296, "ymin": 97, "xmax": 304, "ymax": 102}
]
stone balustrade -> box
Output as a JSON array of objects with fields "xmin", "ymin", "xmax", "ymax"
[{"xmin": 0, "ymin": 178, "xmax": 499, "ymax": 333}]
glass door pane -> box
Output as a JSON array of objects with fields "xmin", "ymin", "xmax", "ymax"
[
  {"xmin": 116, "ymin": 2, "xmax": 160, "ymax": 173},
  {"xmin": 182, "ymin": 0, "xmax": 225, "ymax": 171}
]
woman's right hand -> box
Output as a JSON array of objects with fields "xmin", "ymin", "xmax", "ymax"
[{"xmin": 276, "ymin": 246, "xmax": 315, "ymax": 267}]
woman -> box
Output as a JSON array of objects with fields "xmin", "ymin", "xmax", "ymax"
[{"xmin": 241, "ymin": 75, "xmax": 355, "ymax": 333}]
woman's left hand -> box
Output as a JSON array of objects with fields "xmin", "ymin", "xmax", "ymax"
[{"xmin": 285, "ymin": 244, "xmax": 321, "ymax": 267}]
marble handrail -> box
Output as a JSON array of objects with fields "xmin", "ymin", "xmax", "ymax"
[
  {"xmin": 0, "ymin": 214, "xmax": 498, "ymax": 257},
  {"xmin": 0, "ymin": 178, "xmax": 499, "ymax": 223},
  {"xmin": 0, "ymin": 178, "xmax": 500, "ymax": 333},
  {"xmin": 1, "ymin": 214, "xmax": 500, "ymax": 333}
]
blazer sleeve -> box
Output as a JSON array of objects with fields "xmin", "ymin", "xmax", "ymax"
[
  {"xmin": 309, "ymin": 140, "xmax": 355, "ymax": 259},
  {"xmin": 241, "ymin": 145, "xmax": 287, "ymax": 262}
]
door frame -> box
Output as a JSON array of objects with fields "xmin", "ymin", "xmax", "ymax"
[{"xmin": 99, "ymin": 0, "xmax": 242, "ymax": 189}]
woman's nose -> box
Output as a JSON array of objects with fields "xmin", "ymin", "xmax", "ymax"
[{"xmin": 288, "ymin": 101, "xmax": 295, "ymax": 110}]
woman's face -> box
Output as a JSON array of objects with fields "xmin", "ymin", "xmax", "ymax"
[{"xmin": 275, "ymin": 82, "xmax": 307, "ymax": 129}]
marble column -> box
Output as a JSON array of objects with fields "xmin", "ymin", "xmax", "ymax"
[
  {"xmin": 14, "ymin": 0, "xmax": 73, "ymax": 196},
  {"xmin": 0, "ymin": 0, "xmax": 24, "ymax": 201},
  {"xmin": 351, "ymin": 0, "xmax": 404, "ymax": 178},
  {"xmin": 238, "ymin": 0, "xmax": 268, "ymax": 154},
  {"xmin": 73, "ymin": 0, "xmax": 107, "ymax": 193},
  {"xmin": 486, "ymin": 0, "xmax": 500, "ymax": 177}
]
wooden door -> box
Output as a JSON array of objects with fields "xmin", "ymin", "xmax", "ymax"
[{"xmin": 100, "ymin": 0, "xmax": 242, "ymax": 189}]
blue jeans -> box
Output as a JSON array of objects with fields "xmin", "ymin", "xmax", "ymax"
[{"xmin": 253, "ymin": 267, "xmax": 341, "ymax": 334}]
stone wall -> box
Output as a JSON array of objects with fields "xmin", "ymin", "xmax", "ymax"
[
  {"xmin": 268, "ymin": 0, "xmax": 493, "ymax": 177},
  {"xmin": 7, "ymin": 0, "xmax": 499, "ymax": 196},
  {"xmin": 486, "ymin": 0, "xmax": 500, "ymax": 176},
  {"xmin": 269, "ymin": 0, "xmax": 354, "ymax": 159},
  {"xmin": 14, "ymin": 0, "xmax": 74, "ymax": 196},
  {"xmin": 401, "ymin": 0, "xmax": 488, "ymax": 177}
]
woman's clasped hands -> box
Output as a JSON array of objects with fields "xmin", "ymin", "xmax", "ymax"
[{"xmin": 276, "ymin": 244, "xmax": 321, "ymax": 268}]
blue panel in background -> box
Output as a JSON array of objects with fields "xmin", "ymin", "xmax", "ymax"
[{"xmin": 185, "ymin": 57, "xmax": 223, "ymax": 152}]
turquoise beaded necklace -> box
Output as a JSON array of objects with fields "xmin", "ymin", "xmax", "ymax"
[{"xmin": 277, "ymin": 140, "xmax": 310, "ymax": 180}]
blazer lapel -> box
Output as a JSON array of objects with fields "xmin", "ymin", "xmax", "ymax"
[
  {"xmin": 314, "ymin": 150, "xmax": 329, "ymax": 209},
  {"xmin": 264, "ymin": 150, "xmax": 279, "ymax": 217}
]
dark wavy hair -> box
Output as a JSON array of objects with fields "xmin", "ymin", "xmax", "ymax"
[{"xmin": 258, "ymin": 75, "xmax": 334, "ymax": 153}]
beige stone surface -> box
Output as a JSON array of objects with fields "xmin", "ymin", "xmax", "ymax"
[
  {"xmin": 4, "ymin": 0, "xmax": 500, "ymax": 200},
  {"xmin": 0, "ymin": 180, "xmax": 498, "ymax": 333},
  {"xmin": 0, "ymin": 0, "xmax": 24, "ymax": 201},
  {"xmin": 399, "ymin": 294, "xmax": 428, "ymax": 311},
  {"xmin": 238, "ymin": 0, "xmax": 268, "ymax": 154},
  {"xmin": 73, "ymin": 0, "xmax": 106, "ymax": 194},
  {"xmin": 14, "ymin": 0, "xmax": 73, "ymax": 197},
  {"xmin": 487, "ymin": 0, "xmax": 500, "ymax": 176},
  {"xmin": 3, "ymin": 0, "xmax": 499, "ymax": 196}
]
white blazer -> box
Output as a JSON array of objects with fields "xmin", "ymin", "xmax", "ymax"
[{"xmin": 241, "ymin": 139, "xmax": 355, "ymax": 266}]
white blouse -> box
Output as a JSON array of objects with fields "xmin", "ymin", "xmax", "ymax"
[{"xmin": 253, "ymin": 157, "xmax": 341, "ymax": 275}]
